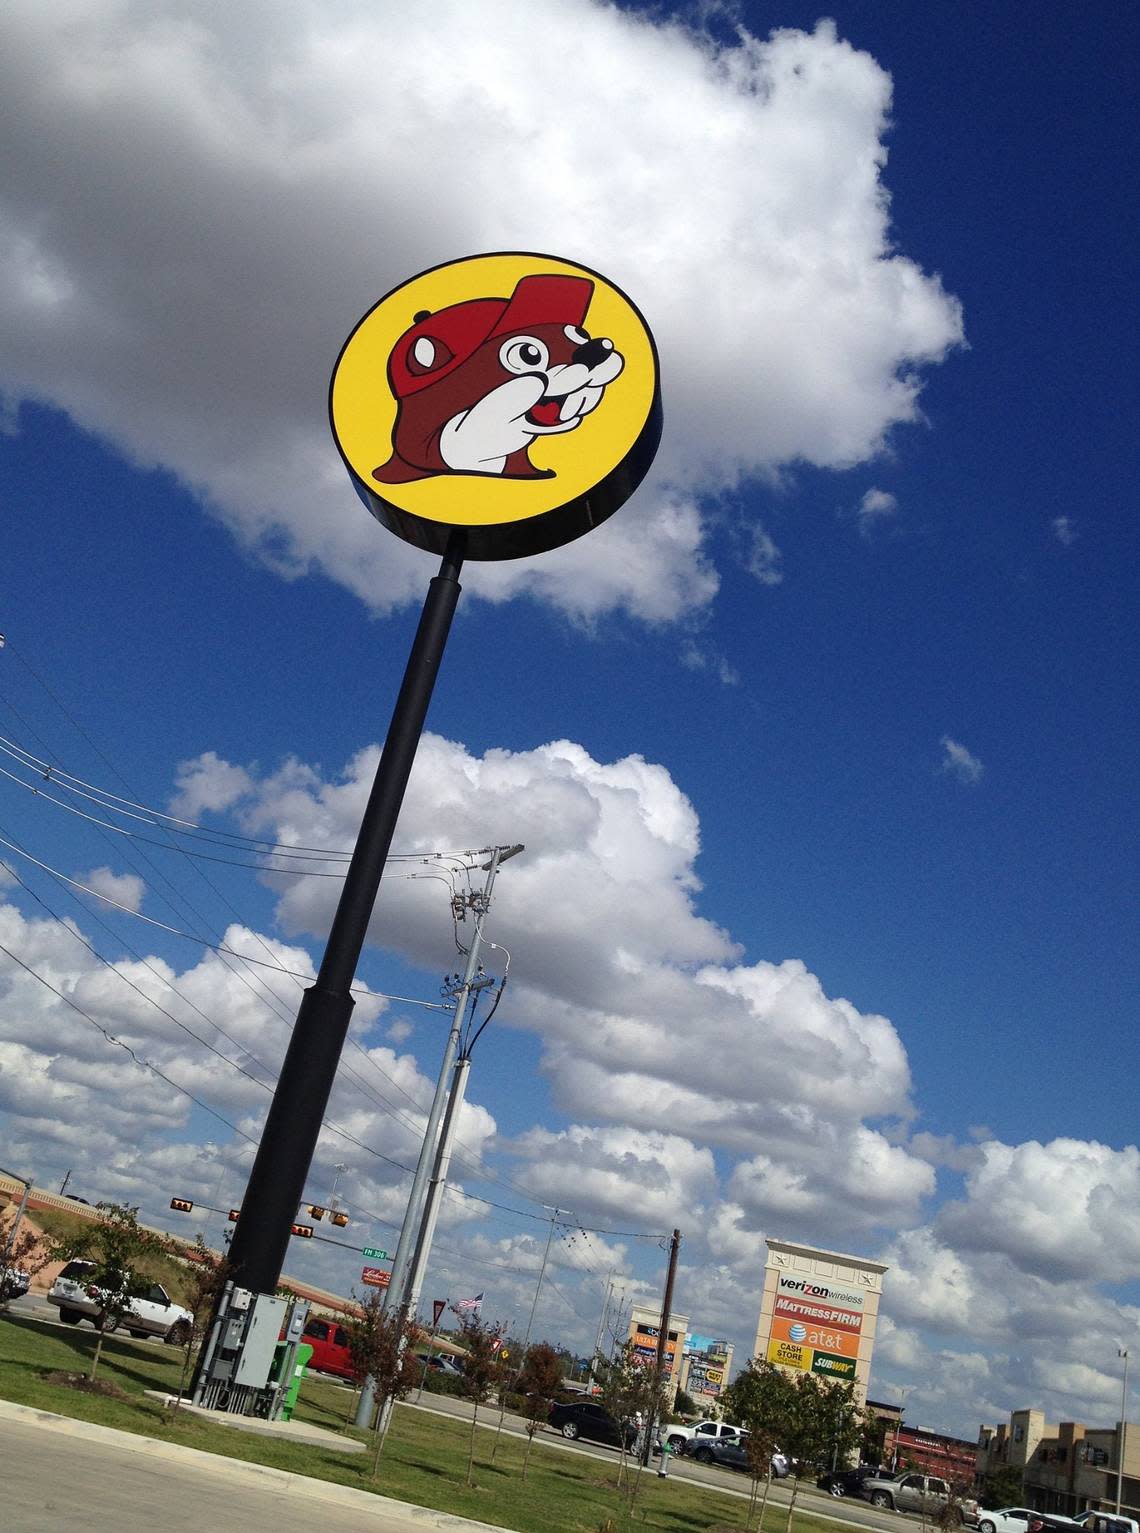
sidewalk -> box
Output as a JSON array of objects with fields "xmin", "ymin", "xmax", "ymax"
[
  {"xmin": 0, "ymin": 1398, "xmax": 516, "ymax": 1532},
  {"xmin": 142, "ymin": 1390, "xmax": 365, "ymax": 1452}
]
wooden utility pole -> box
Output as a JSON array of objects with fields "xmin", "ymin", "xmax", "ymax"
[{"xmin": 642, "ymin": 1228, "xmax": 681, "ymax": 1465}]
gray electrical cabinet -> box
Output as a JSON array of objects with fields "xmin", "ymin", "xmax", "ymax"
[{"xmin": 233, "ymin": 1294, "xmax": 287, "ymax": 1387}]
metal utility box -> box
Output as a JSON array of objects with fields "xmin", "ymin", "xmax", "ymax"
[
  {"xmin": 233, "ymin": 1294, "xmax": 287, "ymax": 1387},
  {"xmin": 279, "ymin": 1342, "xmax": 313, "ymax": 1421}
]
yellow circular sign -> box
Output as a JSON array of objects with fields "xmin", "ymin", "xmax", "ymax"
[{"xmin": 330, "ymin": 253, "xmax": 661, "ymax": 560}]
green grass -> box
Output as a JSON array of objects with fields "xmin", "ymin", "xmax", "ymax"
[{"xmin": 0, "ymin": 1313, "xmax": 838, "ymax": 1533}]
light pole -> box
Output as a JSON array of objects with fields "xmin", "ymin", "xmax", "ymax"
[
  {"xmin": 1117, "ymin": 1348, "xmax": 1130, "ymax": 1515},
  {"xmin": 329, "ymin": 1164, "xmax": 348, "ymax": 1210},
  {"xmin": 891, "ymin": 1384, "xmax": 913, "ymax": 1472}
]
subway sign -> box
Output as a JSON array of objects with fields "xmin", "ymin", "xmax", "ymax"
[{"xmin": 767, "ymin": 1336, "xmax": 856, "ymax": 1382}]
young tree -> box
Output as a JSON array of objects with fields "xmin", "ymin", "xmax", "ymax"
[
  {"xmin": 980, "ymin": 1466, "xmax": 1025, "ymax": 1508},
  {"xmin": 778, "ymin": 1372, "xmax": 864, "ymax": 1533},
  {"xmin": 673, "ymin": 1387, "xmax": 697, "ymax": 1418},
  {"xmin": 723, "ymin": 1360, "xmax": 799, "ymax": 1532},
  {"xmin": 862, "ymin": 1411, "xmax": 889, "ymax": 1468},
  {"xmin": 517, "ymin": 1341, "xmax": 565, "ymax": 1481},
  {"xmin": 594, "ymin": 1340, "xmax": 658, "ymax": 1489},
  {"xmin": 0, "ymin": 1205, "xmax": 49, "ymax": 1309},
  {"xmin": 343, "ymin": 1289, "xmax": 422, "ymax": 1476},
  {"xmin": 452, "ymin": 1306, "xmax": 507, "ymax": 1488},
  {"xmin": 48, "ymin": 1202, "xmax": 169, "ymax": 1380}
]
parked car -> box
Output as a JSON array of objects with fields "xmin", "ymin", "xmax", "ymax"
[
  {"xmin": 860, "ymin": 1471, "xmax": 979, "ymax": 1523},
  {"xmin": 686, "ymin": 1434, "xmax": 791, "ymax": 1477},
  {"xmin": 0, "ymin": 1266, "xmax": 31, "ymax": 1302},
  {"xmin": 47, "ymin": 1259, "xmax": 193, "ymax": 1343},
  {"xmin": 416, "ymin": 1352, "xmax": 465, "ymax": 1377},
  {"xmin": 818, "ymin": 1465, "xmax": 883, "ymax": 1497},
  {"xmin": 548, "ymin": 1399, "xmax": 638, "ymax": 1449},
  {"xmin": 1069, "ymin": 1513, "xmax": 1140, "ymax": 1533},
  {"xmin": 977, "ymin": 1509, "xmax": 1049, "ymax": 1533},
  {"xmin": 662, "ymin": 1417, "xmax": 744, "ymax": 1451}
]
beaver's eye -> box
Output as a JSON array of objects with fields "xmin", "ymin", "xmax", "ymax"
[
  {"xmin": 500, "ymin": 337, "xmax": 549, "ymax": 374},
  {"xmin": 564, "ymin": 325, "xmax": 590, "ymax": 346},
  {"xmin": 406, "ymin": 334, "xmax": 452, "ymax": 376}
]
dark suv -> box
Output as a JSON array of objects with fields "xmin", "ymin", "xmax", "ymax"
[
  {"xmin": 548, "ymin": 1399, "xmax": 637, "ymax": 1449},
  {"xmin": 818, "ymin": 1465, "xmax": 882, "ymax": 1498}
]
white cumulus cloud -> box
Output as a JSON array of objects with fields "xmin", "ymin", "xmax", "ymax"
[
  {"xmin": 0, "ymin": 2, "xmax": 963, "ymax": 622},
  {"xmin": 79, "ymin": 866, "xmax": 146, "ymax": 913}
]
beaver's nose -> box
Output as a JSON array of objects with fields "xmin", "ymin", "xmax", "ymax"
[{"xmin": 572, "ymin": 337, "xmax": 614, "ymax": 370}]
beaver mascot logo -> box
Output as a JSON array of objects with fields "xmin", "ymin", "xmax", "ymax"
[{"xmin": 373, "ymin": 273, "xmax": 625, "ymax": 484}]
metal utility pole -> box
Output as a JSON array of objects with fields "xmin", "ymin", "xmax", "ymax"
[
  {"xmin": 1118, "ymin": 1348, "xmax": 1130, "ymax": 1514},
  {"xmin": 192, "ymin": 537, "xmax": 464, "ymax": 1405},
  {"xmin": 354, "ymin": 842, "xmax": 521, "ymax": 1428},
  {"xmin": 589, "ymin": 1275, "xmax": 614, "ymax": 1390},
  {"xmin": 221, "ymin": 536, "xmax": 464, "ymax": 1301},
  {"xmin": 642, "ymin": 1228, "xmax": 681, "ymax": 1466},
  {"xmin": 518, "ymin": 1207, "xmax": 561, "ymax": 1363}
]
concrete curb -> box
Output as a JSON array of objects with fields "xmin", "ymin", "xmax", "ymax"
[{"xmin": 0, "ymin": 1398, "xmax": 516, "ymax": 1531}]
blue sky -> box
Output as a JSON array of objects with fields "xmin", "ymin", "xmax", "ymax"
[{"xmin": 2, "ymin": 1, "xmax": 1138, "ymax": 1437}]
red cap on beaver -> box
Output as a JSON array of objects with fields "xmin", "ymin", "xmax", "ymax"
[{"xmin": 387, "ymin": 274, "xmax": 594, "ymax": 399}]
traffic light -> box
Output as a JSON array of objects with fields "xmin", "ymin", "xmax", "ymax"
[
  {"xmin": 228, "ymin": 1209, "xmax": 241, "ymax": 1222},
  {"xmin": 330, "ymin": 1211, "xmax": 349, "ymax": 1227},
  {"xmin": 307, "ymin": 1204, "xmax": 326, "ymax": 1221},
  {"xmin": 291, "ymin": 1223, "xmax": 314, "ymax": 1239},
  {"xmin": 169, "ymin": 1198, "xmax": 193, "ymax": 1213}
]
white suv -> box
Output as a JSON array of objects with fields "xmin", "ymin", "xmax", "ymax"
[{"xmin": 48, "ymin": 1259, "xmax": 193, "ymax": 1344}]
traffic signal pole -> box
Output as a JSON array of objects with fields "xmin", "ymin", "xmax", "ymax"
[{"xmin": 212, "ymin": 535, "xmax": 464, "ymax": 1305}]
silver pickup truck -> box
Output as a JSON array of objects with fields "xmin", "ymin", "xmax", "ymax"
[{"xmin": 860, "ymin": 1471, "xmax": 979, "ymax": 1523}]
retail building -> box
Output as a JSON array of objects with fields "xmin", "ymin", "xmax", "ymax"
[
  {"xmin": 978, "ymin": 1410, "xmax": 1140, "ymax": 1518},
  {"xmin": 627, "ymin": 1303, "xmax": 689, "ymax": 1410}
]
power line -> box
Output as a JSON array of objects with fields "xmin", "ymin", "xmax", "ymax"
[
  {"xmin": 0, "ymin": 729, "xmax": 501, "ymax": 869},
  {"xmin": 0, "ymin": 828, "xmax": 443, "ymax": 1009}
]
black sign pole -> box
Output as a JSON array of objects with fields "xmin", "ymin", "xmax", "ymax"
[{"xmin": 222, "ymin": 531, "xmax": 465, "ymax": 1297}]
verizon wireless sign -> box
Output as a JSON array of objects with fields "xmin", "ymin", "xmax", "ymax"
[{"xmin": 775, "ymin": 1274, "xmax": 867, "ymax": 1313}]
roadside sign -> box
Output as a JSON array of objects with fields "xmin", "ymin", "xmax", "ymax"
[
  {"xmin": 330, "ymin": 253, "xmax": 662, "ymax": 562},
  {"xmin": 432, "ymin": 1299, "xmax": 446, "ymax": 1326},
  {"xmin": 362, "ymin": 1267, "xmax": 390, "ymax": 1288},
  {"xmin": 362, "ymin": 1246, "xmax": 389, "ymax": 1260}
]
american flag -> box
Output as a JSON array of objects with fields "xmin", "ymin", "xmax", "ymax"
[{"xmin": 455, "ymin": 1292, "xmax": 483, "ymax": 1312}]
